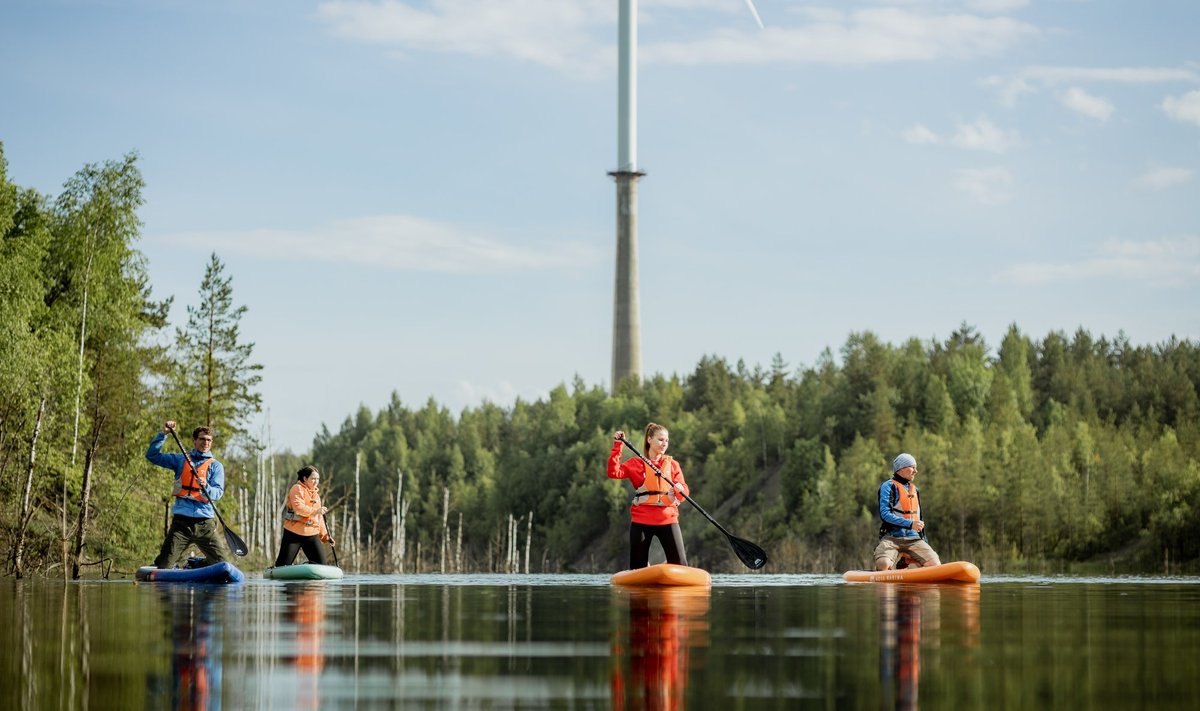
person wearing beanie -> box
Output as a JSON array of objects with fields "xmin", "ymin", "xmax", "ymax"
[{"xmin": 873, "ymin": 453, "xmax": 942, "ymax": 571}]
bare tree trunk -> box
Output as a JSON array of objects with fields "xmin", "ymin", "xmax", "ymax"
[
  {"xmin": 71, "ymin": 421, "xmax": 103, "ymax": 579},
  {"xmin": 398, "ymin": 495, "xmax": 409, "ymax": 573},
  {"xmin": 507, "ymin": 514, "xmax": 517, "ymax": 573},
  {"xmin": 14, "ymin": 395, "xmax": 47, "ymax": 579},
  {"xmin": 70, "ymin": 239, "xmax": 95, "ymax": 466},
  {"xmin": 354, "ymin": 451, "xmax": 362, "ymax": 570},
  {"xmin": 440, "ymin": 486, "xmax": 449, "ymax": 573},
  {"xmin": 456, "ymin": 511, "xmax": 463, "ymax": 573},
  {"xmin": 392, "ymin": 469, "xmax": 405, "ymax": 572},
  {"xmin": 524, "ymin": 511, "xmax": 533, "ymax": 574}
]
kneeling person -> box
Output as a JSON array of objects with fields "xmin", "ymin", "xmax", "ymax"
[
  {"xmin": 275, "ymin": 466, "xmax": 335, "ymax": 566},
  {"xmin": 875, "ymin": 453, "xmax": 941, "ymax": 571}
]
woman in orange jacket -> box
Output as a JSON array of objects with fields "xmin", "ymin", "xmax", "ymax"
[
  {"xmin": 274, "ymin": 466, "xmax": 335, "ymax": 567},
  {"xmin": 607, "ymin": 423, "xmax": 691, "ymax": 569}
]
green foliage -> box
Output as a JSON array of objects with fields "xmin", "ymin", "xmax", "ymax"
[
  {"xmin": 171, "ymin": 252, "xmax": 263, "ymax": 441},
  {"xmin": 307, "ymin": 324, "xmax": 1200, "ymax": 574},
  {"xmin": 4, "ymin": 148, "xmax": 1199, "ymax": 575},
  {"xmin": 0, "ymin": 150, "xmax": 264, "ymax": 579}
]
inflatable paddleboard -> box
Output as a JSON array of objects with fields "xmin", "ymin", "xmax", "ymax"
[
  {"xmin": 265, "ymin": 563, "xmax": 344, "ymax": 580},
  {"xmin": 135, "ymin": 561, "xmax": 246, "ymax": 584},
  {"xmin": 843, "ymin": 560, "xmax": 980, "ymax": 584},
  {"xmin": 611, "ymin": 563, "xmax": 712, "ymax": 587}
]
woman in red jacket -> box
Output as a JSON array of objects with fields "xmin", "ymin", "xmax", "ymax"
[{"xmin": 608, "ymin": 423, "xmax": 691, "ymax": 569}]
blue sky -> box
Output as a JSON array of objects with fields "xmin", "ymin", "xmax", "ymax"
[{"xmin": 3, "ymin": 0, "xmax": 1198, "ymax": 453}]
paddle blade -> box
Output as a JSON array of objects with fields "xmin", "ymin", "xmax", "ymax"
[
  {"xmin": 729, "ymin": 534, "xmax": 768, "ymax": 570},
  {"xmin": 224, "ymin": 526, "xmax": 248, "ymax": 557}
]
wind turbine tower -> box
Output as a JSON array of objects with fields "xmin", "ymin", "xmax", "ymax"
[
  {"xmin": 609, "ymin": 0, "xmax": 643, "ymax": 392},
  {"xmin": 608, "ymin": 0, "xmax": 763, "ymax": 392}
]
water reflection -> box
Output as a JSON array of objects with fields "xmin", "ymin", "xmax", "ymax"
[
  {"xmin": 284, "ymin": 584, "xmax": 327, "ymax": 711},
  {"xmin": 159, "ymin": 586, "xmax": 224, "ymax": 711},
  {"xmin": 611, "ymin": 588, "xmax": 711, "ymax": 711},
  {"xmin": 6, "ymin": 576, "xmax": 1200, "ymax": 710},
  {"xmin": 878, "ymin": 584, "xmax": 980, "ymax": 711}
]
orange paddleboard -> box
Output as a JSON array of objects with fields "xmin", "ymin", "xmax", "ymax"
[
  {"xmin": 611, "ymin": 563, "xmax": 712, "ymax": 587},
  {"xmin": 843, "ymin": 560, "xmax": 981, "ymax": 583}
]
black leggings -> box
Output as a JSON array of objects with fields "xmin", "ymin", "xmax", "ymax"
[
  {"xmin": 629, "ymin": 522, "xmax": 687, "ymax": 568},
  {"xmin": 274, "ymin": 529, "xmax": 328, "ymax": 567}
]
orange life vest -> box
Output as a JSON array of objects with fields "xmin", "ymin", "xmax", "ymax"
[
  {"xmin": 633, "ymin": 456, "xmax": 675, "ymax": 507},
  {"xmin": 173, "ymin": 458, "xmax": 213, "ymax": 501},
  {"xmin": 283, "ymin": 483, "xmax": 324, "ymax": 537},
  {"xmin": 886, "ymin": 479, "xmax": 920, "ymax": 523}
]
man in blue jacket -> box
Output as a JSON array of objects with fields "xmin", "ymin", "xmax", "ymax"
[
  {"xmin": 874, "ymin": 453, "xmax": 942, "ymax": 571},
  {"xmin": 146, "ymin": 420, "xmax": 229, "ymax": 568}
]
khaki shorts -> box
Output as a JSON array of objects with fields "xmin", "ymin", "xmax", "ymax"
[{"xmin": 873, "ymin": 536, "xmax": 942, "ymax": 568}]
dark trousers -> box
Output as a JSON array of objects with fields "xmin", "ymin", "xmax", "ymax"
[
  {"xmin": 155, "ymin": 515, "xmax": 228, "ymax": 569},
  {"xmin": 629, "ymin": 522, "xmax": 687, "ymax": 569},
  {"xmin": 274, "ymin": 528, "xmax": 328, "ymax": 567}
]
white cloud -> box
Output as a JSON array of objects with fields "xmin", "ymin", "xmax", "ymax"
[
  {"xmin": 456, "ymin": 379, "xmax": 523, "ymax": 407},
  {"xmin": 317, "ymin": 1, "xmax": 1040, "ymax": 73},
  {"xmin": 950, "ymin": 118, "xmax": 1021, "ymax": 152},
  {"xmin": 1059, "ymin": 86, "xmax": 1114, "ymax": 121},
  {"xmin": 997, "ymin": 236, "xmax": 1200, "ymax": 287},
  {"xmin": 1162, "ymin": 89, "xmax": 1200, "ymax": 127},
  {"xmin": 1132, "ymin": 167, "xmax": 1194, "ymax": 191},
  {"xmin": 902, "ymin": 123, "xmax": 941, "ymax": 144},
  {"xmin": 954, "ymin": 166, "xmax": 1013, "ymax": 204},
  {"xmin": 982, "ymin": 74, "xmax": 1034, "ymax": 108},
  {"xmin": 985, "ymin": 65, "xmax": 1200, "ymax": 106},
  {"xmin": 316, "ymin": 0, "xmax": 614, "ymax": 76},
  {"xmin": 159, "ymin": 215, "xmax": 602, "ymax": 274},
  {"xmin": 966, "ymin": 0, "xmax": 1029, "ymax": 13},
  {"xmin": 648, "ymin": 7, "xmax": 1038, "ymax": 65},
  {"xmin": 1020, "ymin": 66, "xmax": 1200, "ymax": 84}
]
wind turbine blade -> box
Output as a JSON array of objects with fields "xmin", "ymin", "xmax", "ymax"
[{"xmin": 742, "ymin": 0, "xmax": 764, "ymax": 29}]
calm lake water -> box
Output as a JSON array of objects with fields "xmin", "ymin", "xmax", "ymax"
[{"xmin": 2, "ymin": 573, "xmax": 1198, "ymax": 710}]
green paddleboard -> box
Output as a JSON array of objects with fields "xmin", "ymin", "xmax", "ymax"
[{"xmin": 264, "ymin": 563, "xmax": 344, "ymax": 580}]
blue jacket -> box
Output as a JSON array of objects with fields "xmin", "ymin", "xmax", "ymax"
[
  {"xmin": 146, "ymin": 432, "xmax": 224, "ymax": 519},
  {"xmin": 878, "ymin": 478, "xmax": 922, "ymax": 539}
]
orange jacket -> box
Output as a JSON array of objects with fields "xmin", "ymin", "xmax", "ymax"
[
  {"xmin": 607, "ymin": 442, "xmax": 690, "ymax": 526},
  {"xmin": 282, "ymin": 482, "xmax": 330, "ymax": 540}
]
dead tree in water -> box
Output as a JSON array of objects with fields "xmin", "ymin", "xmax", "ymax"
[
  {"xmin": 391, "ymin": 469, "xmax": 408, "ymax": 572},
  {"xmin": 456, "ymin": 511, "xmax": 464, "ymax": 572},
  {"xmin": 524, "ymin": 511, "xmax": 533, "ymax": 574},
  {"xmin": 439, "ymin": 486, "xmax": 449, "ymax": 573}
]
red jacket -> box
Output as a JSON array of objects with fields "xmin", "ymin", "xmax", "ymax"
[{"xmin": 607, "ymin": 442, "xmax": 691, "ymax": 526}]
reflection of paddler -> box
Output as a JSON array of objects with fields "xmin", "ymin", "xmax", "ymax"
[
  {"xmin": 879, "ymin": 586, "xmax": 921, "ymax": 711},
  {"xmin": 161, "ymin": 586, "xmax": 221, "ymax": 711},
  {"xmin": 878, "ymin": 583, "xmax": 980, "ymax": 711},
  {"xmin": 285, "ymin": 583, "xmax": 327, "ymax": 711},
  {"xmin": 612, "ymin": 587, "xmax": 710, "ymax": 711}
]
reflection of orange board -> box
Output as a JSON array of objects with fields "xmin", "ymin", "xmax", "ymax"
[
  {"xmin": 843, "ymin": 561, "xmax": 981, "ymax": 583},
  {"xmin": 612, "ymin": 563, "xmax": 712, "ymax": 587}
]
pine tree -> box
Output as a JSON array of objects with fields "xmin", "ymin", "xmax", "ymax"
[{"xmin": 173, "ymin": 252, "xmax": 263, "ymax": 441}]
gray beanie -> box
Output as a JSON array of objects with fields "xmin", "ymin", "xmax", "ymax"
[{"xmin": 892, "ymin": 453, "xmax": 917, "ymax": 472}]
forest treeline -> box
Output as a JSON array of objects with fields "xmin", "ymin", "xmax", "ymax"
[
  {"xmin": 312, "ymin": 326, "xmax": 1200, "ymax": 575},
  {"xmin": 3, "ymin": 148, "xmax": 1198, "ymax": 578}
]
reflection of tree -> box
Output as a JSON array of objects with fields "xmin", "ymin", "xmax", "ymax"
[
  {"xmin": 285, "ymin": 583, "xmax": 327, "ymax": 711},
  {"xmin": 879, "ymin": 584, "xmax": 980, "ymax": 711},
  {"xmin": 160, "ymin": 587, "xmax": 222, "ymax": 711},
  {"xmin": 612, "ymin": 588, "xmax": 711, "ymax": 711}
]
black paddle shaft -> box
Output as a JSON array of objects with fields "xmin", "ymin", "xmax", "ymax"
[
  {"xmin": 323, "ymin": 512, "xmax": 340, "ymax": 568},
  {"xmin": 618, "ymin": 436, "xmax": 767, "ymax": 570},
  {"xmin": 167, "ymin": 427, "xmax": 249, "ymax": 557}
]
